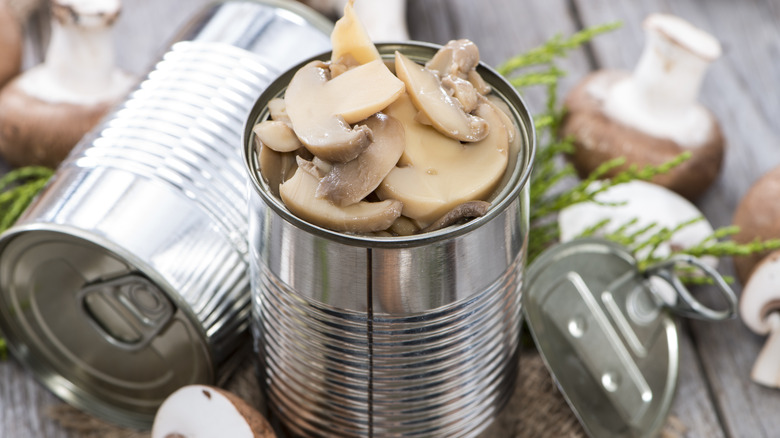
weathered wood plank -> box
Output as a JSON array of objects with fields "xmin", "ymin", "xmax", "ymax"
[
  {"xmin": 574, "ymin": 1, "xmax": 780, "ymax": 437},
  {"xmin": 408, "ymin": 0, "xmax": 592, "ymax": 114}
]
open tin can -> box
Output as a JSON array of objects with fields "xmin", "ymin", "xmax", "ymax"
[
  {"xmin": 243, "ymin": 43, "xmax": 536, "ymax": 437},
  {"xmin": 0, "ymin": 0, "xmax": 331, "ymax": 429}
]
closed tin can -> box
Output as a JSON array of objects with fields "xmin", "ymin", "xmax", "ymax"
[
  {"xmin": 0, "ymin": 0, "xmax": 331, "ymax": 429},
  {"xmin": 244, "ymin": 43, "xmax": 536, "ymax": 437}
]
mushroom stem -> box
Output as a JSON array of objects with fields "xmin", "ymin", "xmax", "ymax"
[
  {"xmin": 751, "ymin": 312, "xmax": 780, "ymax": 388},
  {"xmin": 18, "ymin": 0, "xmax": 130, "ymax": 105},
  {"xmin": 603, "ymin": 14, "xmax": 721, "ymax": 147},
  {"xmin": 335, "ymin": 0, "xmax": 409, "ymax": 41}
]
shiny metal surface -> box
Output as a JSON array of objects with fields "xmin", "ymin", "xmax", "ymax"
[
  {"xmin": 0, "ymin": 0, "xmax": 331, "ymax": 429},
  {"xmin": 245, "ymin": 43, "xmax": 535, "ymax": 437}
]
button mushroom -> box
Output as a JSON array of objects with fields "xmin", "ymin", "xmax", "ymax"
[
  {"xmin": 739, "ymin": 251, "xmax": 780, "ymax": 388},
  {"xmin": 377, "ymin": 94, "xmax": 509, "ymax": 227},
  {"xmin": 284, "ymin": 58, "xmax": 404, "ymax": 163},
  {"xmin": 560, "ymin": 14, "xmax": 724, "ymax": 200},
  {"xmin": 280, "ymin": 165, "xmax": 403, "ymax": 233},
  {"xmin": 732, "ymin": 165, "xmax": 780, "ymax": 284},
  {"xmin": 151, "ymin": 384, "xmax": 275, "ymax": 438},
  {"xmin": 395, "ymin": 51, "xmax": 488, "ymax": 143},
  {"xmin": 252, "ymin": 120, "xmax": 303, "ymax": 153},
  {"xmin": 0, "ymin": 0, "xmax": 135, "ymax": 168},
  {"xmin": 316, "ymin": 112, "xmax": 405, "ymax": 206}
]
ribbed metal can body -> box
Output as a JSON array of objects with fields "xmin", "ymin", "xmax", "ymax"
[
  {"xmin": 244, "ymin": 43, "xmax": 535, "ymax": 437},
  {"xmin": 0, "ymin": 0, "xmax": 331, "ymax": 429}
]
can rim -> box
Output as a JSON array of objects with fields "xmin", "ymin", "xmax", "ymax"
[
  {"xmin": 0, "ymin": 224, "xmax": 215, "ymax": 428},
  {"xmin": 242, "ymin": 41, "xmax": 537, "ymax": 249}
]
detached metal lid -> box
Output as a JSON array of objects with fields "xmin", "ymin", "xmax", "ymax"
[{"xmin": 523, "ymin": 238, "xmax": 736, "ymax": 438}]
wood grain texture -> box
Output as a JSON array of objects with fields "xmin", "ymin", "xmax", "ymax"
[{"xmin": 574, "ymin": 1, "xmax": 780, "ymax": 437}]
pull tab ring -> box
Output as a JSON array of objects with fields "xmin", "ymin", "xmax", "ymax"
[{"xmin": 644, "ymin": 254, "xmax": 737, "ymax": 321}]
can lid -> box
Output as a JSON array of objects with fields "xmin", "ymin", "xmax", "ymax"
[
  {"xmin": 523, "ymin": 238, "xmax": 736, "ymax": 438},
  {"xmin": 0, "ymin": 230, "xmax": 212, "ymax": 428}
]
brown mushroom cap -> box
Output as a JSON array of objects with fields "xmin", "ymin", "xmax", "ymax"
[
  {"xmin": 560, "ymin": 70, "xmax": 725, "ymax": 200},
  {"xmin": 0, "ymin": 0, "xmax": 23, "ymax": 88},
  {"xmin": 0, "ymin": 79, "xmax": 111, "ymax": 167},
  {"xmin": 732, "ymin": 166, "xmax": 780, "ymax": 284}
]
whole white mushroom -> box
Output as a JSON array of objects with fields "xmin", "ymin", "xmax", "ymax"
[{"xmin": 559, "ymin": 180, "xmax": 716, "ymax": 304}]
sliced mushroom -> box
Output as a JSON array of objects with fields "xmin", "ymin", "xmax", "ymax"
[
  {"xmin": 256, "ymin": 139, "xmax": 297, "ymax": 197},
  {"xmin": 395, "ymin": 51, "xmax": 488, "ymax": 142},
  {"xmin": 253, "ymin": 120, "xmax": 302, "ymax": 153},
  {"xmin": 280, "ymin": 166, "xmax": 403, "ymax": 233},
  {"xmin": 284, "ymin": 59, "xmax": 404, "ymax": 162},
  {"xmin": 316, "ymin": 113, "xmax": 405, "ymax": 206},
  {"xmin": 151, "ymin": 385, "xmax": 275, "ymax": 438},
  {"xmin": 421, "ymin": 201, "xmax": 491, "ymax": 233},
  {"xmin": 425, "ymin": 39, "xmax": 481, "ymax": 79},
  {"xmin": 389, "ymin": 215, "xmax": 420, "ymax": 236},
  {"xmin": 441, "ymin": 75, "xmax": 480, "ymax": 113},
  {"xmin": 330, "ymin": 0, "xmax": 382, "ymax": 66},
  {"xmin": 378, "ymin": 95, "xmax": 508, "ymax": 227},
  {"xmin": 296, "ymin": 155, "xmax": 328, "ymax": 178},
  {"xmin": 267, "ymin": 97, "xmax": 289, "ymax": 122}
]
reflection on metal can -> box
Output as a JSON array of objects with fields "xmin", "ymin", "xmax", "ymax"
[{"xmin": 0, "ymin": 0, "xmax": 331, "ymax": 429}]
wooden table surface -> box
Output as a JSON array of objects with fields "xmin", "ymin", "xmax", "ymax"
[{"xmin": 1, "ymin": 0, "xmax": 779, "ymax": 436}]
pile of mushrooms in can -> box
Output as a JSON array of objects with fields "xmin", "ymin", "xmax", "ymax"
[{"xmin": 252, "ymin": 0, "xmax": 515, "ymax": 236}]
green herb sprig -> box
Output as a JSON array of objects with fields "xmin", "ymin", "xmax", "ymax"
[
  {"xmin": 0, "ymin": 166, "xmax": 53, "ymax": 361},
  {"xmin": 0, "ymin": 166, "xmax": 53, "ymax": 232}
]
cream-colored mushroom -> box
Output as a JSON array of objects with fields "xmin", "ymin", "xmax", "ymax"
[
  {"xmin": 395, "ymin": 51, "xmax": 488, "ymax": 142},
  {"xmin": 267, "ymin": 97, "xmax": 290, "ymax": 123},
  {"xmin": 330, "ymin": 0, "xmax": 382, "ymax": 66},
  {"xmin": 256, "ymin": 138, "xmax": 297, "ymax": 197},
  {"xmin": 280, "ymin": 166, "xmax": 403, "ymax": 233},
  {"xmin": 252, "ymin": 120, "xmax": 302, "ymax": 153},
  {"xmin": 425, "ymin": 39, "xmax": 481, "ymax": 80},
  {"xmin": 317, "ymin": 113, "xmax": 405, "ymax": 206},
  {"xmin": 284, "ymin": 59, "xmax": 404, "ymax": 162},
  {"xmin": 296, "ymin": 155, "xmax": 328, "ymax": 179},
  {"xmin": 377, "ymin": 94, "xmax": 508, "ymax": 227}
]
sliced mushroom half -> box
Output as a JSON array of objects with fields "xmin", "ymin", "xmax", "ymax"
[
  {"xmin": 425, "ymin": 39, "xmax": 481, "ymax": 79},
  {"xmin": 377, "ymin": 94, "xmax": 509, "ymax": 227},
  {"xmin": 422, "ymin": 201, "xmax": 491, "ymax": 233},
  {"xmin": 330, "ymin": 0, "xmax": 382, "ymax": 66},
  {"xmin": 280, "ymin": 166, "xmax": 403, "ymax": 233},
  {"xmin": 285, "ymin": 59, "xmax": 404, "ymax": 162},
  {"xmin": 253, "ymin": 120, "xmax": 302, "ymax": 153},
  {"xmin": 395, "ymin": 51, "xmax": 488, "ymax": 142},
  {"xmin": 317, "ymin": 113, "xmax": 405, "ymax": 207}
]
